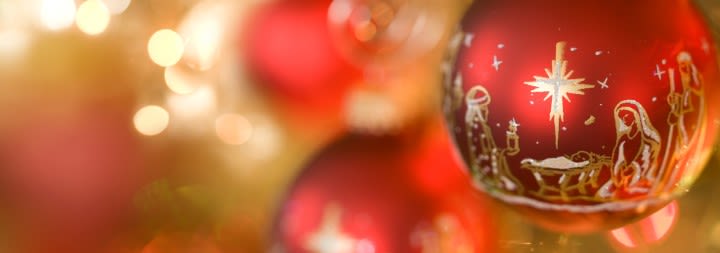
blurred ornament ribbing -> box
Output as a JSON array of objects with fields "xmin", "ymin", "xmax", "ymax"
[
  {"xmin": 273, "ymin": 120, "xmax": 499, "ymax": 253},
  {"xmin": 444, "ymin": 0, "xmax": 720, "ymax": 233}
]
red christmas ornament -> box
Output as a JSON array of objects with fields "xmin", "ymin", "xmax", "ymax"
[
  {"xmin": 0, "ymin": 98, "xmax": 147, "ymax": 252},
  {"xmin": 242, "ymin": 0, "xmax": 361, "ymax": 110},
  {"xmin": 241, "ymin": 0, "xmax": 363, "ymax": 141},
  {"xmin": 273, "ymin": 128, "xmax": 498, "ymax": 252},
  {"xmin": 444, "ymin": 0, "xmax": 720, "ymax": 232}
]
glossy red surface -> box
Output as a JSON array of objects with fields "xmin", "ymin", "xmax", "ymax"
[
  {"xmin": 444, "ymin": 0, "xmax": 720, "ymax": 232},
  {"xmin": 0, "ymin": 98, "xmax": 147, "ymax": 252},
  {"xmin": 243, "ymin": 0, "xmax": 360, "ymax": 106},
  {"xmin": 274, "ymin": 127, "xmax": 497, "ymax": 252}
]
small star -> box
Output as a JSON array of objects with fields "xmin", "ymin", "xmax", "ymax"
[
  {"xmin": 491, "ymin": 55, "xmax": 503, "ymax": 71},
  {"xmin": 652, "ymin": 97, "xmax": 657, "ymax": 102},
  {"xmin": 597, "ymin": 77, "xmax": 609, "ymax": 89},
  {"xmin": 536, "ymin": 141, "xmax": 540, "ymax": 144},
  {"xmin": 509, "ymin": 118, "xmax": 520, "ymax": 128},
  {"xmin": 653, "ymin": 64, "xmax": 666, "ymax": 80},
  {"xmin": 530, "ymin": 101, "xmax": 534, "ymax": 105},
  {"xmin": 570, "ymin": 47, "xmax": 577, "ymax": 52},
  {"xmin": 498, "ymin": 43, "xmax": 505, "ymax": 49},
  {"xmin": 562, "ymin": 126, "xmax": 567, "ymax": 131},
  {"xmin": 469, "ymin": 63, "xmax": 474, "ymax": 68},
  {"xmin": 594, "ymin": 50, "xmax": 603, "ymax": 56},
  {"xmin": 662, "ymin": 59, "xmax": 667, "ymax": 65},
  {"xmin": 464, "ymin": 33, "xmax": 475, "ymax": 47},
  {"xmin": 496, "ymin": 123, "xmax": 501, "ymax": 127}
]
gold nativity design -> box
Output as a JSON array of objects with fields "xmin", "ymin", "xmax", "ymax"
[{"xmin": 460, "ymin": 42, "xmax": 707, "ymax": 209}]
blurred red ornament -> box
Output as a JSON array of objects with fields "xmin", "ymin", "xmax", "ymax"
[
  {"xmin": 241, "ymin": 0, "xmax": 362, "ymax": 141},
  {"xmin": 444, "ymin": 0, "xmax": 720, "ymax": 232},
  {"xmin": 243, "ymin": 0, "xmax": 360, "ymax": 107},
  {"xmin": 0, "ymin": 98, "xmax": 147, "ymax": 252},
  {"xmin": 273, "ymin": 124, "xmax": 498, "ymax": 253}
]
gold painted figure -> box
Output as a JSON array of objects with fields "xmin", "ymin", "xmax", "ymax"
[
  {"xmin": 597, "ymin": 100, "xmax": 662, "ymax": 198},
  {"xmin": 464, "ymin": 85, "xmax": 523, "ymax": 193},
  {"xmin": 672, "ymin": 52, "xmax": 705, "ymax": 148}
]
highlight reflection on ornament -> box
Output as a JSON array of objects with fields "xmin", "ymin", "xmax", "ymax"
[
  {"xmin": 609, "ymin": 201, "xmax": 679, "ymax": 250},
  {"xmin": 274, "ymin": 128, "xmax": 498, "ymax": 253}
]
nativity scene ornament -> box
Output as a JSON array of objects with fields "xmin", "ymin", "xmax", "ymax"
[
  {"xmin": 450, "ymin": 41, "xmax": 714, "ymax": 231},
  {"xmin": 445, "ymin": 0, "xmax": 720, "ymax": 232}
]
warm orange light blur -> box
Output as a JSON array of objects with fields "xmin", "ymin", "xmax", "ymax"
[
  {"xmin": 134, "ymin": 105, "xmax": 170, "ymax": 136},
  {"xmin": 178, "ymin": 0, "xmax": 229, "ymax": 71},
  {"xmin": 164, "ymin": 66, "xmax": 200, "ymax": 95},
  {"xmin": 166, "ymin": 85, "xmax": 217, "ymax": 120},
  {"xmin": 243, "ymin": 117, "xmax": 282, "ymax": 161},
  {"xmin": 76, "ymin": 0, "xmax": 111, "ymax": 35},
  {"xmin": 101, "ymin": 0, "xmax": 131, "ymax": 15},
  {"xmin": 215, "ymin": 113, "xmax": 253, "ymax": 145},
  {"xmin": 148, "ymin": 29, "xmax": 185, "ymax": 67},
  {"xmin": 40, "ymin": 0, "xmax": 77, "ymax": 31}
]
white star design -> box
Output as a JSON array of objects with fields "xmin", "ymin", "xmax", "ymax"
[
  {"xmin": 597, "ymin": 77, "xmax": 609, "ymax": 89},
  {"xmin": 524, "ymin": 41, "xmax": 594, "ymax": 148},
  {"xmin": 653, "ymin": 64, "xmax": 666, "ymax": 80},
  {"xmin": 491, "ymin": 55, "xmax": 502, "ymax": 71},
  {"xmin": 304, "ymin": 204, "xmax": 356, "ymax": 253},
  {"xmin": 702, "ymin": 39, "xmax": 711, "ymax": 54}
]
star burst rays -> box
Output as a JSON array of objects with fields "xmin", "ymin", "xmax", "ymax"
[{"xmin": 524, "ymin": 42, "xmax": 594, "ymax": 149}]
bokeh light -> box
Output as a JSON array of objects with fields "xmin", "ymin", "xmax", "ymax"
[
  {"xmin": 147, "ymin": 29, "xmax": 185, "ymax": 67},
  {"xmin": 166, "ymin": 85, "xmax": 217, "ymax": 121},
  {"xmin": 164, "ymin": 65, "xmax": 200, "ymax": 95},
  {"xmin": 134, "ymin": 105, "xmax": 170, "ymax": 136},
  {"xmin": 215, "ymin": 113, "xmax": 253, "ymax": 145},
  {"xmin": 245, "ymin": 118, "xmax": 282, "ymax": 161},
  {"xmin": 40, "ymin": 0, "xmax": 77, "ymax": 31},
  {"xmin": 101, "ymin": 0, "xmax": 131, "ymax": 15},
  {"xmin": 178, "ymin": 0, "xmax": 229, "ymax": 71},
  {"xmin": 76, "ymin": 0, "xmax": 111, "ymax": 35},
  {"xmin": 0, "ymin": 29, "xmax": 30, "ymax": 61}
]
